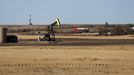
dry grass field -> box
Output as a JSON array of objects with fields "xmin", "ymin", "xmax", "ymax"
[{"xmin": 0, "ymin": 35, "xmax": 134, "ymax": 75}]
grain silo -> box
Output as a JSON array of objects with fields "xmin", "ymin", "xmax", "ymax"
[{"xmin": 0, "ymin": 28, "xmax": 7, "ymax": 43}]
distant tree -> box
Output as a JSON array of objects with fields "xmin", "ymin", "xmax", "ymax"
[
  {"xmin": 111, "ymin": 25, "xmax": 130, "ymax": 35},
  {"xmin": 97, "ymin": 22, "xmax": 110, "ymax": 36},
  {"xmin": 97, "ymin": 26, "xmax": 109, "ymax": 36}
]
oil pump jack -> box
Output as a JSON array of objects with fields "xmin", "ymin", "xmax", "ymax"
[{"xmin": 38, "ymin": 18, "xmax": 61, "ymax": 42}]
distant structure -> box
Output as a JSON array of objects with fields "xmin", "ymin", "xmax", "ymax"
[
  {"xmin": 72, "ymin": 26, "xmax": 89, "ymax": 33},
  {"xmin": 0, "ymin": 28, "xmax": 7, "ymax": 43},
  {"xmin": 105, "ymin": 22, "xmax": 109, "ymax": 26},
  {"xmin": 131, "ymin": 27, "xmax": 134, "ymax": 31},
  {"xmin": 0, "ymin": 28, "xmax": 18, "ymax": 43},
  {"xmin": 29, "ymin": 14, "xmax": 32, "ymax": 25}
]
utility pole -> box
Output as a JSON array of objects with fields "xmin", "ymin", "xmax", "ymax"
[{"xmin": 29, "ymin": 14, "xmax": 32, "ymax": 25}]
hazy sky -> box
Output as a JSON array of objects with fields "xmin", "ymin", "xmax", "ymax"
[{"xmin": 0, "ymin": 0, "xmax": 134, "ymax": 24}]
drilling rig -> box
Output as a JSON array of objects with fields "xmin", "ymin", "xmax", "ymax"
[{"xmin": 38, "ymin": 18, "xmax": 61, "ymax": 42}]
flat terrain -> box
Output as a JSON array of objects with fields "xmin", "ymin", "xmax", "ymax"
[{"xmin": 0, "ymin": 35, "xmax": 134, "ymax": 75}]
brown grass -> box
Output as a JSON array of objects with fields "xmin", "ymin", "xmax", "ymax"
[{"xmin": 0, "ymin": 35, "xmax": 134, "ymax": 75}]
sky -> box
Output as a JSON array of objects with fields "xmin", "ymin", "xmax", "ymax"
[{"xmin": 0, "ymin": 0, "xmax": 134, "ymax": 24}]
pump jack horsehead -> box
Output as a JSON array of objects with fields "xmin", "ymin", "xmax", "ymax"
[{"xmin": 38, "ymin": 18, "xmax": 61, "ymax": 42}]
